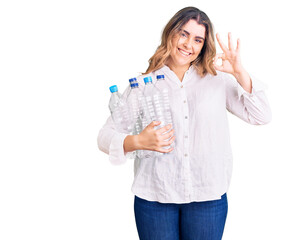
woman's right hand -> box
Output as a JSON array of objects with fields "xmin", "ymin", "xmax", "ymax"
[{"xmin": 138, "ymin": 121, "xmax": 176, "ymax": 153}]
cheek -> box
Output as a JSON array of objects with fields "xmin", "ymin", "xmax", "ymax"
[
  {"xmin": 177, "ymin": 37, "xmax": 185, "ymax": 46},
  {"xmin": 169, "ymin": 38, "xmax": 175, "ymax": 51},
  {"xmin": 193, "ymin": 44, "xmax": 204, "ymax": 55}
]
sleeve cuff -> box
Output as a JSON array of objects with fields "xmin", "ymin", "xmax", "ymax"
[
  {"xmin": 237, "ymin": 74, "xmax": 268, "ymax": 100},
  {"xmin": 109, "ymin": 132, "xmax": 129, "ymax": 165}
]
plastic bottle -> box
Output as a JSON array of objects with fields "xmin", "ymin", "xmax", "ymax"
[
  {"xmin": 154, "ymin": 75, "xmax": 173, "ymax": 128},
  {"xmin": 125, "ymin": 78, "xmax": 136, "ymax": 97},
  {"xmin": 143, "ymin": 76, "xmax": 156, "ymax": 123},
  {"xmin": 126, "ymin": 80, "xmax": 143, "ymax": 135},
  {"xmin": 152, "ymin": 74, "xmax": 174, "ymax": 154},
  {"xmin": 141, "ymin": 76, "xmax": 159, "ymax": 158},
  {"xmin": 124, "ymin": 80, "xmax": 144, "ymax": 159},
  {"xmin": 108, "ymin": 85, "xmax": 132, "ymax": 134}
]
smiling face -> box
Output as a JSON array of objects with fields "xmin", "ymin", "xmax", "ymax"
[{"xmin": 167, "ymin": 19, "xmax": 206, "ymax": 70}]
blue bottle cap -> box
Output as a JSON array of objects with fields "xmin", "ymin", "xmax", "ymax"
[
  {"xmin": 129, "ymin": 78, "xmax": 136, "ymax": 83},
  {"xmin": 130, "ymin": 83, "xmax": 135, "ymax": 88},
  {"xmin": 156, "ymin": 75, "xmax": 165, "ymax": 79},
  {"xmin": 109, "ymin": 85, "xmax": 118, "ymax": 93},
  {"xmin": 133, "ymin": 83, "xmax": 139, "ymax": 88},
  {"xmin": 144, "ymin": 76, "xmax": 152, "ymax": 84}
]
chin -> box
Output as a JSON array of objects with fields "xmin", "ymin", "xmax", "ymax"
[
  {"xmin": 175, "ymin": 56, "xmax": 195, "ymax": 66},
  {"xmin": 176, "ymin": 60, "xmax": 192, "ymax": 67}
]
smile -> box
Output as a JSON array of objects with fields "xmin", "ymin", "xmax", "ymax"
[{"xmin": 178, "ymin": 48, "xmax": 192, "ymax": 56}]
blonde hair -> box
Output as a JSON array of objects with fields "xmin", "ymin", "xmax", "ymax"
[{"xmin": 143, "ymin": 7, "xmax": 217, "ymax": 77}]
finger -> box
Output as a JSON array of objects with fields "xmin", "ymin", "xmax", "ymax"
[
  {"xmin": 216, "ymin": 33, "xmax": 229, "ymax": 53},
  {"xmin": 236, "ymin": 38, "xmax": 241, "ymax": 52},
  {"xmin": 158, "ymin": 137, "xmax": 176, "ymax": 154},
  {"xmin": 213, "ymin": 53, "xmax": 225, "ymax": 71},
  {"xmin": 228, "ymin": 32, "xmax": 234, "ymax": 50},
  {"xmin": 213, "ymin": 53, "xmax": 225, "ymax": 65},
  {"xmin": 159, "ymin": 147, "xmax": 174, "ymax": 153},
  {"xmin": 162, "ymin": 135, "xmax": 176, "ymax": 146},
  {"xmin": 149, "ymin": 121, "xmax": 161, "ymax": 128},
  {"xmin": 158, "ymin": 137, "xmax": 176, "ymax": 153},
  {"xmin": 161, "ymin": 129, "xmax": 175, "ymax": 141},
  {"xmin": 157, "ymin": 123, "xmax": 172, "ymax": 134},
  {"xmin": 213, "ymin": 63, "xmax": 223, "ymax": 71}
]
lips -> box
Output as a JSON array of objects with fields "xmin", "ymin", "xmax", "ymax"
[{"xmin": 178, "ymin": 48, "xmax": 192, "ymax": 56}]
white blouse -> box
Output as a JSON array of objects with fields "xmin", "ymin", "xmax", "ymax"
[{"xmin": 97, "ymin": 65, "xmax": 271, "ymax": 203}]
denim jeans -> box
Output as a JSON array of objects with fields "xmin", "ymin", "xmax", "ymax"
[{"xmin": 134, "ymin": 193, "xmax": 228, "ymax": 240}]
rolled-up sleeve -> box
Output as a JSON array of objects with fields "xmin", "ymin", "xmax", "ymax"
[
  {"xmin": 224, "ymin": 73, "xmax": 272, "ymax": 125},
  {"xmin": 97, "ymin": 115, "xmax": 129, "ymax": 165}
]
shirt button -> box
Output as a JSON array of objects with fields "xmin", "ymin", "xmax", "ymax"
[
  {"xmin": 183, "ymin": 100, "xmax": 186, "ymax": 103},
  {"xmin": 184, "ymin": 154, "xmax": 188, "ymax": 157},
  {"xmin": 185, "ymin": 136, "xmax": 188, "ymax": 138},
  {"xmin": 185, "ymin": 116, "xmax": 188, "ymax": 119}
]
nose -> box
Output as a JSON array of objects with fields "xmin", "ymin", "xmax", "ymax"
[{"xmin": 183, "ymin": 37, "xmax": 192, "ymax": 49}]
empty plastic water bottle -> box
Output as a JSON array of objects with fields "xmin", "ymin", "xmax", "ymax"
[
  {"xmin": 108, "ymin": 85, "xmax": 132, "ymax": 134},
  {"xmin": 154, "ymin": 74, "xmax": 175, "ymax": 151},
  {"xmin": 143, "ymin": 76, "xmax": 156, "ymax": 123},
  {"xmin": 124, "ymin": 80, "xmax": 144, "ymax": 159},
  {"xmin": 126, "ymin": 80, "xmax": 144, "ymax": 135},
  {"xmin": 154, "ymin": 75, "xmax": 173, "ymax": 127},
  {"xmin": 141, "ymin": 76, "xmax": 162, "ymax": 158}
]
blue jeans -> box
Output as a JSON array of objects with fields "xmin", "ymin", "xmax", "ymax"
[{"xmin": 134, "ymin": 193, "xmax": 228, "ymax": 240}]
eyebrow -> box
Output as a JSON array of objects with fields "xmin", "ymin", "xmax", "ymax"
[{"xmin": 182, "ymin": 29, "xmax": 205, "ymax": 40}]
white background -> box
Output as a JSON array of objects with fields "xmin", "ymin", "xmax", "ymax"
[{"xmin": 0, "ymin": 0, "xmax": 293, "ymax": 239}]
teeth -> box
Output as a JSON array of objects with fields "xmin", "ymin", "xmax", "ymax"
[{"xmin": 179, "ymin": 49, "xmax": 191, "ymax": 56}]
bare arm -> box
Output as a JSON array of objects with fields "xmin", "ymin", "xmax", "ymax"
[
  {"xmin": 123, "ymin": 121, "xmax": 176, "ymax": 153},
  {"xmin": 123, "ymin": 135, "xmax": 141, "ymax": 152}
]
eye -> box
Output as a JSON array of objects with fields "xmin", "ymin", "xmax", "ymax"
[
  {"xmin": 195, "ymin": 39, "xmax": 203, "ymax": 43},
  {"xmin": 180, "ymin": 32, "xmax": 187, "ymax": 38}
]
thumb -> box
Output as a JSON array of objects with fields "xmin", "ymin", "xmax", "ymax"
[{"xmin": 213, "ymin": 62, "xmax": 223, "ymax": 72}]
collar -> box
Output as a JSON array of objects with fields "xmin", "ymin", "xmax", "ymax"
[{"xmin": 156, "ymin": 64, "xmax": 196, "ymax": 85}]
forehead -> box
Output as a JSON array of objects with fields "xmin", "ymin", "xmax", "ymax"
[{"xmin": 181, "ymin": 19, "xmax": 206, "ymax": 38}]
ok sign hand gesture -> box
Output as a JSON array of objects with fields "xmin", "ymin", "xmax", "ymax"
[
  {"xmin": 213, "ymin": 32, "xmax": 252, "ymax": 93},
  {"xmin": 213, "ymin": 32, "xmax": 244, "ymax": 75}
]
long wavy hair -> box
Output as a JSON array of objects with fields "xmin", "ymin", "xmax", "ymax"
[{"xmin": 143, "ymin": 7, "xmax": 216, "ymax": 77}]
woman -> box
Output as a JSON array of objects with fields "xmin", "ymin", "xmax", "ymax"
[{"xmin": 98, "ymin": 6, "xmax": 271, "ymax": 240}]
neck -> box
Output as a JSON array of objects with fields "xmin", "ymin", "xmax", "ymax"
[{"xmin": 166, "ymin": 60, "xmax": 190, "ymax": 82}]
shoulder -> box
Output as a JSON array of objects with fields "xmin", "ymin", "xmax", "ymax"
[
  {"xmin": 189, "ymin": 65, "xmax": 224, "ymax": 81},
  {"xmin": 206, "ymin": 70, "xmax": 226, "ymax": 80},
  {"xmin": 205, "ymin": 71, "xmax": 236, "ymax": 86}
]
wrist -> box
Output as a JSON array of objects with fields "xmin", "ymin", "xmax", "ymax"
[
  {"xmin": 123, "ymin": 134, "xmax": 142, "ymax": 152},
  {"xmin": 133, "ymin": 134, "xmax": 142, "ymax": 150},
  {"xmin": 232, "ymin": 68, "xmax": 252, "ymax": 93},
  {"xmin": 232, "ymin": 67, "xmax": 246, "ymax": 79}
]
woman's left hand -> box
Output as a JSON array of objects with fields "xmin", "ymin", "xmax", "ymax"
[{"xmin": 213, "ymin": 32, "xmax": 244, "ymax": 75}]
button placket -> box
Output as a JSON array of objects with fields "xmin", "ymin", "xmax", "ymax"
[
  {"xmin": 180, "ymin": 83, "xmax": 190, "ymax": 200},
  {"xmin": 181, "ymin": 85, "xmax": 189, "ymax": 158}
]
